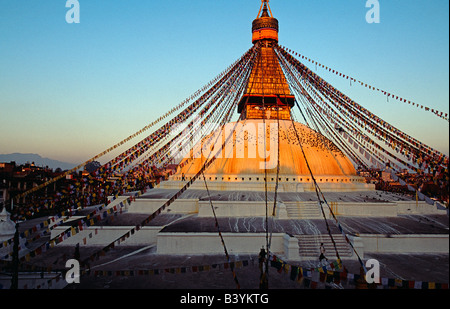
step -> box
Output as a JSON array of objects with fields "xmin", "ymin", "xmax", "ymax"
[
  {"xmin": 285, "ymin": 202, "xmax": 323, "ymax": 219},
  {"xmin": 295, "ymin": 234, "xmax": 353, "ymax": 258}
]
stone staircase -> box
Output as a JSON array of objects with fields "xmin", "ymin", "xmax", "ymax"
[
  {"xmin": 285, "ymin": 202, "xmax": 323, "ymax": 219},
  {"xmin": 295, "ymin": 234, "xmax": 353, "ymax": 259}
]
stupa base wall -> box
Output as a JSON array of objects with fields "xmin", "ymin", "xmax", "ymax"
[
  {"xmin": 160, "ymin": 179, "xmax": 375, "ymax": 192},
  {"xmin": 128, "ymin": 198, "xmax": 447, "ymax": 218},
  {"xmin": 156, "ymin": 232, "xmax": 287, "ymax": 256},
  {"xmin": 356, "ymin": 234, "xmax": 449, "ymax": 254}
]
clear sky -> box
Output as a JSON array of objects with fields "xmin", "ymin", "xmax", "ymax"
[{"xmin": 0, "ymin": 0, "xmax": 448, "ymax": 164}]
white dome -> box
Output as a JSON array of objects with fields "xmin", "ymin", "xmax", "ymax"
[{"xmin": 0, "ymin": 207, "xmax": 16, "ymax": 239}]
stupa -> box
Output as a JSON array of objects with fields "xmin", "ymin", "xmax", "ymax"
[
  {"xmin": 13, "ymin": 1, "xmax": 447, "ymax": 290},
  {"xmin": 161, "ymin": 0, "xmax": 372, "ymax": 194},
  {"xmin": 116, "ymin": 1, "xmax": 446, "ymax": 260},
  {"xmin": 0, "ymin": 207, "xmax": 28, "ymax": 260},
  {"xmin": 0, "ymin": 207, "xmax": 15, "ymax": 243}
]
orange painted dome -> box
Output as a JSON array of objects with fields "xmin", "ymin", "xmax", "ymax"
[{"xmin": 175, "ymin": 119, "xmax": 357, "ymax": 178}]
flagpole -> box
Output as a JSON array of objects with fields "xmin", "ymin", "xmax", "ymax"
[{"xmin": 10, "ymin": 223, "xmax": 19, "ymax": 289}]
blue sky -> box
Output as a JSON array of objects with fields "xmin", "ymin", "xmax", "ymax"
[{"xmin": 0, "ymin": 0, "xmax": 448, "ymax": 164}]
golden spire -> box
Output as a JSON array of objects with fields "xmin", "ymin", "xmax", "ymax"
[
  {"xmin": 238, "ymin": 0, "xmax": 295, "ymax": 120},
  {"xmin": 252, "ymin": 0, "xmax": 279, "ymax": 44},
  {"xmin": 257, "ymin": 0, "xmax": 273, "ymax": 18}
]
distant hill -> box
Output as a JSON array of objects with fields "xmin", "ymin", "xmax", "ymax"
[{"xmin": 0, "ymin": 153, "xmax": 76, "ymax": 171}]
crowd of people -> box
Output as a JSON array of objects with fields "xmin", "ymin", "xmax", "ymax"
[
  {"xmin": 359, "ymin": 167, "xmax": 449, "ymax": 207},
  {"xmin": 6, "ymin": 165, "xmax": 161, "ymax": 222},
  {"xmin": 3, "ymin": 158, "xmax": 447, "ymax": 222}
]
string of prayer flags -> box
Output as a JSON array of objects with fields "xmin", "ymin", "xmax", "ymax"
[
  {"xmin": 280, "ymin": 45, "xmax": 448, "ymax": 122},
  {"xmin": 270, "ymin": 255, "xmax": 448, "ymax": 289},
  {"xmin": 1, "ymin": 196, "xmax": 130, "ymax": 267},
  {"xmin": 10, "ymin": 46, "xmax": 255, "ymax": 204},
  {"xmin": 83, "ymin": 259, "xmax": 254, "ymax": 278},
  {"xmin": 276, "ymin": 45, "xmax": 448, "ymax": 191}
]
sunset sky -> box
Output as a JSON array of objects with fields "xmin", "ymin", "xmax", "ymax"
[{"xmin": 0, "ymin": 0, "xmax": 448, "ymax": 164}]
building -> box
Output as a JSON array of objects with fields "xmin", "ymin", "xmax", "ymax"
[{"xmin": 0, "ymin": 162, "xmax": 56, "ymax": 206}]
